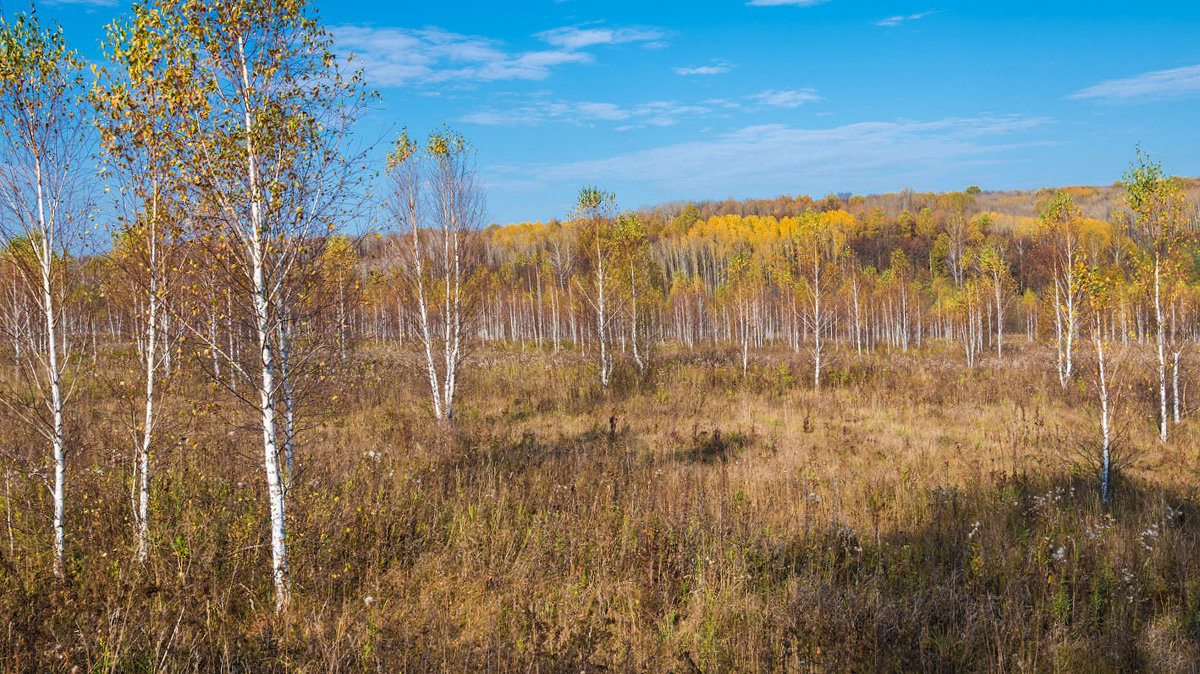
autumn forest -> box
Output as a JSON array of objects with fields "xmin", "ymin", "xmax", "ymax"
[{"xmin": 3, "ymin": 0, "xmax": 1200, "ymax": 671}]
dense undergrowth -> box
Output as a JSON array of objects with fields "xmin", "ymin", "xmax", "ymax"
[{"xmin": 2, "ymin": 343, "xmax": 1200, "ymax": 672}]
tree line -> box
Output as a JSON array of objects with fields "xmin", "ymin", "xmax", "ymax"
[{"xmin": 361, "ymin": 162, "xmax": 1197, "ymax": 507}]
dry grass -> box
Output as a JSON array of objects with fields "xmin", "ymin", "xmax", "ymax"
[{"xmin": 2, "ymin": 341, "xmax": 1200, "ymax": 672}]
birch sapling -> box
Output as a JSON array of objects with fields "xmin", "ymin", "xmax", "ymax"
[
  {"xmin": 93, "ymin": 2, "xmax": 199, "ymax": 563},
  {"xmin": 0, "ymin": 11, "xmax": 91, "ymax": 578},
  {"xmin": 1082, "ymin": 262, "xmax": 1125, "ymax": 502},
  {"xmin": 1122, "ymin": 150, "xmax": 1189, "ymax": 443},
  {"xmin": 387, "ymin": 129, "xmax": 484, "ymax": 423},
  {"xmin": 571, "ymin": 186, "xmax": 620, "ymax": 388}
]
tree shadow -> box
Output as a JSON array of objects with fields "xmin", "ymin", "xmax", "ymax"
[{"xmin": 739, "ymin": 470, "xmax": 1200, "ymax": 672}]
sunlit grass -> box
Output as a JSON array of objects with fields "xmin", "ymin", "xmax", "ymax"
[{"xmin": 1, "ymin": 343, "xmax": 1198, "ymax": 671}]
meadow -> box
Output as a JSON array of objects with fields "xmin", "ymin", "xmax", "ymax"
[
  {"xmin": 1, "ymin": 0, "xmax": 1198, "ymax": 671},
  {"xmin": 4, "ymin": 341, "xmax": 1199, "ymax": 672}
]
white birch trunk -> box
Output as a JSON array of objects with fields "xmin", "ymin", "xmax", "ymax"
[
  {"xmin": 1154, "ymin": 257, "xmax": 1167, "ymax": 442},
  {"xmin": 239, "ymin": 37, "xmax": 288, "ymax": 611}
]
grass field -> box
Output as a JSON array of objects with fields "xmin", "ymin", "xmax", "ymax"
[{"xmin": 3, "ymin": 342, "xmax": 1200, "ymax": 671}]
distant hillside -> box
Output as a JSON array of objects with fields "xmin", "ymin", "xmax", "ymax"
[{"xmin": 636, "ymin": 178, "xmax": 1200, "ymax": 226}]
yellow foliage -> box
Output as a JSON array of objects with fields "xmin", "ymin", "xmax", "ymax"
[
  {"xmin": 686, "ymin": 214, "xmax": 795, "ymax": 249},
  {"xmin": 978, "ymin": 212, "xmax": 1038, "ymax": 238}
]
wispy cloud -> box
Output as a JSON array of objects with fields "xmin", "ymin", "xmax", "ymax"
[
  {"xmin": 334, "ymin": 24, "xmax": 663, "ymax": 88},
  {"xmin": 876, "ymin": 10, "xmax": 937, "ymax": 27},
  {"xmin": 674, "ymin": 62, "xmax": 734, "ymax": 76},
  {"xmin": 488, "ymin": 115, "xmax": 1050, "ymax": 195},
  {"xmin": 748, "ymin": 88, "xmax": 820, "ymax": 108},
  {"xmin": 461, "ymin": 98, "xmax": 715, "ymax": 129},
  {"xmin": 463, "ymin": 87, "xmax": 821, "ymax": 128},
  {"xmin": 1067, "ymin": 64, "xmax": 1200, "ymax": 103},
  {"xmin": 746, "ymin": 0, "xmax": 831, "ymax": 6},
  {"xmin": 535, "ymin": 25, "xmax": 665, "ymax": 50},
  {"xmin": 39, "ymin": 0, "xmax": 117, "ymax": 6}
]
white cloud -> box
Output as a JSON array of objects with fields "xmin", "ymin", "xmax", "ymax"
[
  {"xmin": 463, "ymin": 86, "xmax": 821, "ymax": 127},
  {"xmin": 748, "ymin": 88, "xmax": 820, "ymax": 108},
  {"xmin": 1068, "ymin": 64, "xmax": 1200, "ymax": 103},
  {"xmin": 334, "ymin": 23, "xmax": 662, "ymax": 88},
  {"xmin": 535, "ymin": 26, "xmax": 665, "ymax": 50},
  {"xmin": 876, "ymin": 10, "xmax": 937, "ymax": 27},
  {"xmin": 488, "ymin": 115, "xmax": 1050, "ymax": 194},
  {"xmin": 675, "ymin": 63, "xmax": 733, "ymax": 76},
  {"xmin": 461, "ymin": 98, "xmax": 714, "ymax": 128},
  {"xmin": 747, "ymin": 0, "xmax": 831, "ymax": 6}
]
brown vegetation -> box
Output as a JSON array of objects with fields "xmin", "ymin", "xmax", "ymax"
[
  {"xmin": 2, "ymin": 3, "xmax": 1200, "ymax": 672},
  {"xmin": 3, "ymin": 343, "xmax": 1200, "ymax": 671}
]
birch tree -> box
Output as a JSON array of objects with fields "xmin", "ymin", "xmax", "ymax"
[
  {"xmin": 614, "ymin": 212, "xmax": 652, "ymax": 374},
  {"xmin": 955, "ymin": 278, "xmax": 985, "ymax": 368},
  {"xmin": 942, "ymin": 191, "xmax": 976, "ymax": 287},
  {"xmin": 572, "ymin": 186, "xmax": 619, "ymax": 388},
  {"xmin": 887, "ymin": 249, "xmax": 912, "ymax": 352},
  {"xmin": 93, "ymin": 3, "xmax": 199, "ymax": 564},
  {"xmin": 1123, "ymin": 150, "xmax": 1189, "ymax": 443},
  {"xmin": 0, "ymin": 11, "xmax": 90, "ymax": 578},
  {"xmin": 789, "ymin": 212, "xmax": 845, "ymax": 390},
  {"xmin": 1041, "ymin": 193, "xmax": 1084, "ymax": 388},
  {"xmin": 1082, "ymin": 262, "xmax": 1125, "ymax": 502},
  {"xmin": 165, "ymin": 0, "xmax": 367, "ymax": 610},
  {"xmin": 1166, "ymin": 280, "xmax": 1194, "ymax": 424},
  {"xmin": 724, "ymin": 249, "xmax": 758, "ymax": 378},
  {"xmin": 322, "ymin": 235, "xmax": 359, "ymax": 366},
  {"xmin": 976, "ymin": 244, "xmax": 1013, "ymax": 358},
  {"xmin": 387, "ymin": 129, "xmax": 483, "ymax": 423}
]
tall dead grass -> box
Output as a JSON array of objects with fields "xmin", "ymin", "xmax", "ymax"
[{"xmin": 1, "ymin": 342, "xmax": 1199, "ymax": 671}]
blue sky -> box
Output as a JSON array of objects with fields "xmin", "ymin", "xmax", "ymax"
[{"xmin": 22, "ymin": 0, "xmax": 1200, "ymax": 225}]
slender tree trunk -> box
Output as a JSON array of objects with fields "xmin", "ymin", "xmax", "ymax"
[
  {"xmin": 1172, "ymin": 350, "xmax": 1181, "ymax": 424},
  {"xmin": 1095, "ymin": 328, "xmax": 1112, "ymax": 502},
  {"xmin": 33, "ymin": 164, "xmax": 66, "ymax": 579},
  {"xmin": 134, "ymin": 201, "xmax": 159, "ymax": 564},
  {"xmin": 1054, "ymin": 280, "xmax": 1065, "ymax": 387},
  {"xmin": 411, "ymin": 228, "xmax": 443, "ymax": 421},
  {"xmin": 1154, "ymin": 256, "xmax": 1167, "ymax": 442},
  {"xmin": 811, "ymin": 256, "xmax": 822, "ymax": 390},
  {"xmin": 239, "ymin": 37, "xmax": 287, "ymax": 611},
  {"xmin": 275, "ymin": 298, "xmax": 295, "ymax": 485},
  {"xmin": 994, "ymin": 275, "xmax": 1003, "ymax": 358},
  {"xmin": 595, "ymin": 239, "xmax": 611, "ymax": 388},
  {"xmin": 630, "ymin": 259, "xmax": 644, "ymax": 373}
]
